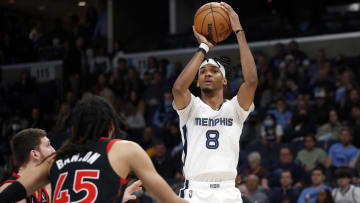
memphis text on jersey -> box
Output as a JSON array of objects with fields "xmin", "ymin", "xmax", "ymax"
[
  {"xmin": 55, "ymin": 151, "xmax": 100, "ymax": 170},
  {"xmin": 195, "ymin": 117, "xmax": 233, "ymax": 127}
]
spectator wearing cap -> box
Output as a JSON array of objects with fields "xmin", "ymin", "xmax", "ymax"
[
  {"xmin": 296, "ymin": 135, "xmax": 327, "ymax": 172},
  {"xmin": 267, "ymin": 98, "xmax": 292, "ymax": 130},
  {"xmin": 270, "ymin": 170, "xmax": 300, "ymax": 203},
  {"xmin": 332, "ymin": 167, "xmax": 360, "ymax": 203},
  {"xmin": 297, "ymin": 166, "xmax": 331, "ymax": 203},
  {"xmin": 261, "ymin": 113, "xmax": 283, "ymax": 143},
  {"xmin": 325, "ymin": 127, "xmax": 358, "ymax": 173}
]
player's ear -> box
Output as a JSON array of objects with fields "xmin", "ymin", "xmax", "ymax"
[
  {"xmin": 223, "ymin": 78, "xmax": 227, "ymax": 86},
  {"xmin": 197, "ymin": 80, "xmax": 200, "ymax": 87},
  {"xmin": 30, "ymin": 149, "xmax": 40, "ymax": 160}
]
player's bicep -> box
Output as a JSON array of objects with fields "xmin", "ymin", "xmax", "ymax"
[
  {"xmin": 237, "ymin": 82, "xmax": 256, "ymax": 111},
  {"xmin": 128, "ymin": 143, "xmax": 179, "ymax": 203},
  {"xmin": 172, "ymin": 88, "xmax": 191, "ymax": 110}
]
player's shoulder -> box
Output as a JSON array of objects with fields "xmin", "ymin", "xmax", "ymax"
[
  {"xmin": 0, "ymin": 182, "xmax": 12, "ymax": 192},
  {"xmin": 108, "ymin": 140, "xmax": 143, "ymax": 154}
]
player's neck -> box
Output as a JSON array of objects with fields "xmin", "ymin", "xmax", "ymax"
[
  {"xmin": 201, "ymin": 92, "xmax": 224, "ymax": 110},
  {"xmin": 18, "ymin": 161, "xmax": 37, "ymax": 176}
]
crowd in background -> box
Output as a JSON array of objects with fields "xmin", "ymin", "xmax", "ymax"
[{"xmin": 1, "ymin": 4, "xmax": 360, "ymax": 203}]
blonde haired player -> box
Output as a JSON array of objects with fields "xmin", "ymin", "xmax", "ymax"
[{"xmin": 172, "ymin": 2, "xmax": 258, "ymax": 203}]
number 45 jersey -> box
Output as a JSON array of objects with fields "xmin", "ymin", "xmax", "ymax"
[
  {"xmin": 49, "ymin": 139, "xmax": 129, "ymax": 203},
  {"xmin": 173, "ymin": 94, "xmax": 254, "ymax": 182}
]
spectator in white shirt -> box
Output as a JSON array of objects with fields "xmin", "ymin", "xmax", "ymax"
[{"xmin": 332, "ymin": 167, "xmax": 360, "ymax": 203}]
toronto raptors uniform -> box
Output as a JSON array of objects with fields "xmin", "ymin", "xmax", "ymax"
[
  {"xmin": 49, "ymin": 138, "xmax": 129, "ymax": 203},
  {"xmin": 1, "ymin": 172, "xmax": 50, "ymax": 203},
  {"xmin": 173, "ymin": 94, "xmax": 254, "ymax": 203}
]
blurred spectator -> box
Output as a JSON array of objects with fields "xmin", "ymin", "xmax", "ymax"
[
  {"xmin": 336, "ymin": 71, "xmax": 356, "ymax": 112},
  {"xmin": 89, "ymin": 47, "xmax": 112, "ymax": 74},
  {"xmin": 288, "ymin": 41, "xmax": 307, "ymax": 66},
  {"xmin": 325, "ymin": 127, "xmax": 358, "ymax": 172},
  {"xmin": 267, "ymin": 98, "xmax": 292, "ymax": 130},
  {"xmin": 270, "ymin": 170, "xmax": 300, "ymax": 203},
  {"xmin": 153, "ymin": 90, "xmax": 177, "ymax": 128},
  {"xmin": 151, "ymin": 142, "xmax": 176, "ymax": 180},
  {"xmin": 297, "ymin": 166, "xmax": 331, "ymax": 203},
  {"xmin": 296, "ymin": 135, "xmax": 327, "ymax": 172},
  {"xmin": 287, "ymin": 100, "xmax": 316, "ymax": 142},
  {"xmin": 316, "ymin": 110, "xmax": 342, "ymax": 141},
  {"xmin": 312, "ymin": 88, "xmax": 334, "ymax": 126},
  {"xmin": 332, "ymin": 167, "xmax": 360, "ymax": 202},
  {"xmin": 162, "ymin": 121, "xmax": 182, "ymax": 155},
  {"xmin": 143, "ymin": 71, "xmax": 168, "ymax": 123},
  {"xmin": 91, "ymin": 73, "xmax": 107, "ymax": 94},
  {"xmin": 316, "ymin": 189, "xmax": 335, "ymax": 203},
  {"xmin": 270, "ymin": 146, "xmax": 305, "ymax": 188},
  {"xmin": 124, "ymin": 68, "xmax": 144, "ymax": 95},
  {"xmin": 246, "ymin": 174, "xmax": 269, "ymax": 203},
  {"xmin": 29, "ymin": 22, "xmax": 42, "ymax": 43},
  {"xmin": 245, "ymin": 132, "xmax": 281, "ymax": 172},
  {"xmin": 139, "ymin": 127, "xmax": 155, "ymax": 157},
  {"xmin": 109, "ymin": 58, "xmax": 128, "ymax": 97},
  {"xmin": 349, "ymin": 104, "xmax": 360, "ymax": 148},
  {"xmin": 260, "ymin": 114, "xmax": 283, "ymax": 143},
  {"xmin": 10, "ymin": 70, "xmax": 37, "ymax": 113},
  {"xmin": 270, "ymin": 43, "xmax": 285, "ymax": 69},
  {"xmin": 121, "ymin": 101, "xmax": 146, "ymax": 130},
  {"xmin": 28, "ymin": 107, "xmax": 47, "ymax": 131},
  {"xmin": 244, "ymin": 152, "xmax": 269, "ymax": 180}
]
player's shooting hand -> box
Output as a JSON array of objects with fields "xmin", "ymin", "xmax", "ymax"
[
  {"xmin": 220, "ymin": 2, "xmax": 242, "ymax": 32},
  {"xmin": 192, "ymin": 26, "xmax": 214, "ymax": 49},
  {"xmin": 122, "ymin": 180, "xmax": 142, "ymax": 202}
]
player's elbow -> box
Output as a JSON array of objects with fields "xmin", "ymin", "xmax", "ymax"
[
  {"xmin": 246, "ymin": 77, "xmax": 258, "ymax": 87},
  {"xmin": 172, "ymin": 84, "xmax": 184, "ymax": 95}
]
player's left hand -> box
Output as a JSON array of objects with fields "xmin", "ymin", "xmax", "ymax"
[
  {"xmin": 122, "ymin": 180, "xmax": 142, "ymax": 202},
  {"xmin": 220, "ymin": 2, "xmax": 242, "ymax": 32}
]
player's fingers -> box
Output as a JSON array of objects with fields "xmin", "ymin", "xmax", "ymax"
[
  {"xmin": 220, "ymin": 2, "xmax": 234, "ymax": 13},
  {"xmin": 133, "ymin": 180, "xmax": 142, "ymax": 187},
  {"xmin": 128, "ymin": 195, "xmax": 137, "ymax": 200}
]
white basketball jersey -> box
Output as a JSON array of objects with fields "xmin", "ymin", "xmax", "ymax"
[{"xmin": 173, "ymin": 94, "xmax": 254, "ymax": 182}]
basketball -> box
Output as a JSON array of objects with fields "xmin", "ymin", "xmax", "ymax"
[{"xmin": 194, "ymin": 2, "xmax": 232, "ymax": 44}]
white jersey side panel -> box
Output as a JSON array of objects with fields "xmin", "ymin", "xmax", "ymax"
[{"xmin": 173, "ymin": 94, "xmax": 254, "ymax": 181}]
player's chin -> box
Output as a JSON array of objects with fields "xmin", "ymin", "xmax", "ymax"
[{"xmin": 202, "ymin": 87, "xmax": 214, "ymax": 94}]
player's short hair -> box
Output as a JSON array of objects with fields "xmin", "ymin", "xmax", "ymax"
[
  {"xmin": 10, "ymin": 128, "xmax": 47, "ymax": 166},
  {"xmin": 56, "ymin": 96, "xmax": 121, "ymax": 159}
]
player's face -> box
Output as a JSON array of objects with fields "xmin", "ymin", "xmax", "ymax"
[
  {"xmin": 38, "ymin": 136, "xmax": 55, "ymax": 161},
  {"xmin": 198, "ymin": 65, "xmax": 226, "ymax": 93}
]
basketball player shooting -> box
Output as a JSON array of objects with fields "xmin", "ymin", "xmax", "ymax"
[{"xmin": 172, "ymin": 2, "xmax": 258, "ymax": 203}]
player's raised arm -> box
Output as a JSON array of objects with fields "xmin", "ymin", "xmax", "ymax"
[
  {"xmin": 112, "ymin": 141, "xmax": 188, "ymax": 203},
  {"xmin": 172, "ymin": 27, "xmax": 214, "ymax": 110},
  {"xmin": 0, "ymin": 156, "xmax": 52, "ymax": 202},
  {"xmin": 221, "ymin": 2, "xmax": 258, "ymax": 110}
]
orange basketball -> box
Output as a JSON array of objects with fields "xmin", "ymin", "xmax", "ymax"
[{"xmin": 194, "ymin": 2, "xmax": 232, "ymax": 44}]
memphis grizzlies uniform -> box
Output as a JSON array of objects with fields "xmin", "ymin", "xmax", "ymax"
[{"xmin": 173, "ymin": 94, "xmax": 254, "ymax": 203}]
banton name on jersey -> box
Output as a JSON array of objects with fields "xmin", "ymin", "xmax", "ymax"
[
  {"xmin": 55, "ymin": 151, "xmax": 101, "ymax": 170},
  {"xmin": 195, "ymin": 117, "xmax": 233, "ymax": 127}
]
